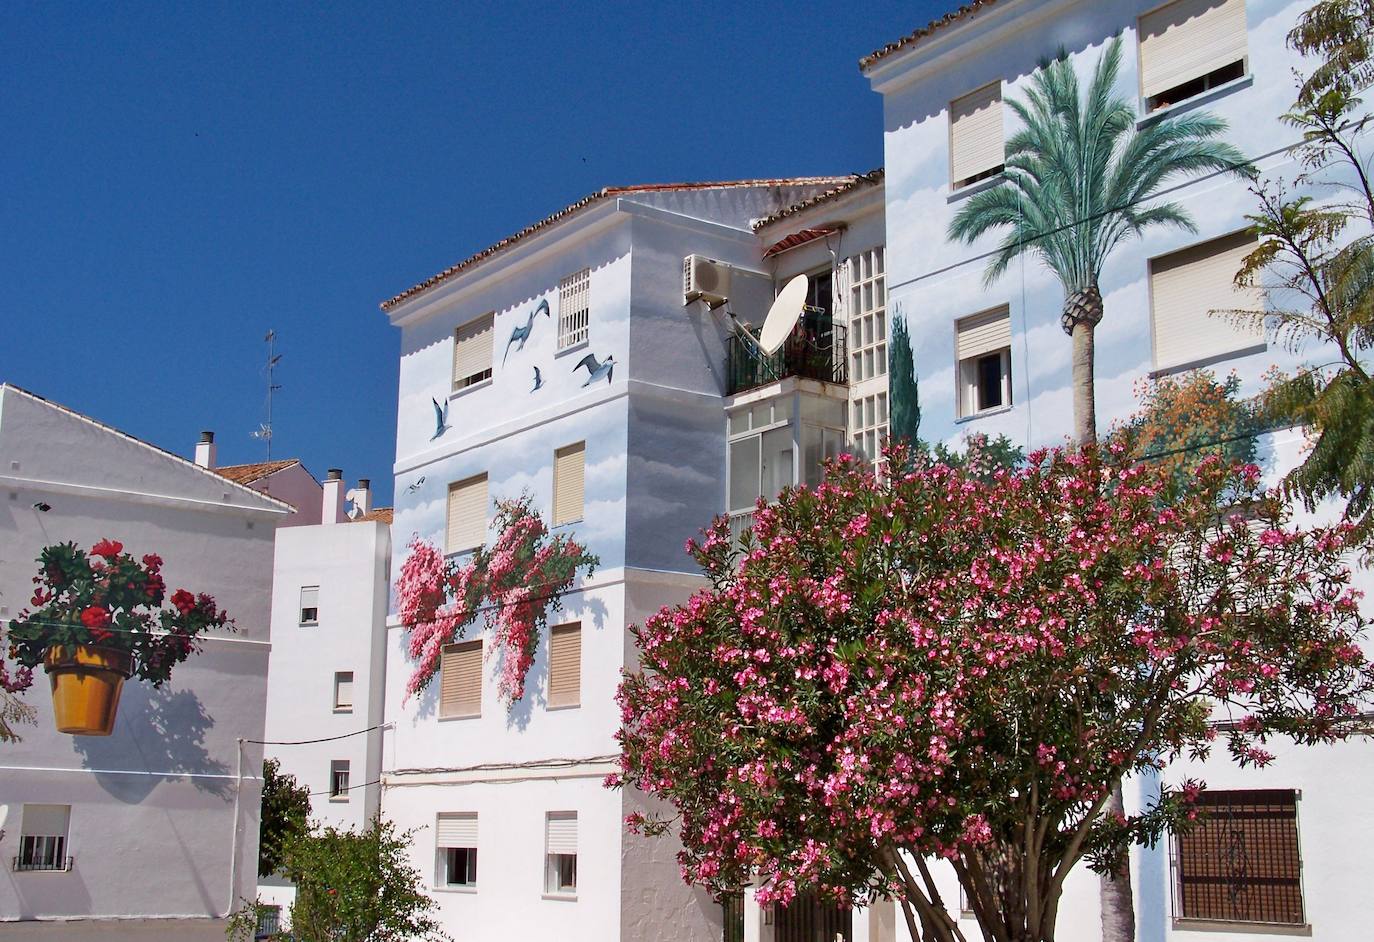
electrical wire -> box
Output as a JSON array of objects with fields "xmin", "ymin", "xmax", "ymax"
[{"xmin": 245, "ymin": 723, "xmax": 391, "ymax": 746}]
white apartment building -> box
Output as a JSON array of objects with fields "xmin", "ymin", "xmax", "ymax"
[{"xmin": 0, "ymin": 384, "xmax": 283, "ymax": 940}]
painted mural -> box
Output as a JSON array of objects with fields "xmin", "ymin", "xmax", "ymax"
[{"xmin": 882, "ymin": 0, "xmax": 1328, "ymax": 457}]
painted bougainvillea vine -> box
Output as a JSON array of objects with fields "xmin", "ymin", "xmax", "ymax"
[{"xmin": 396, "ymin": 495, "xmax": 597, "ymax": 706}]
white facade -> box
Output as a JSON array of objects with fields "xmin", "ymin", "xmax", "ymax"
[{"xmin": 0, "ymin": 384, "xmax": 284, "ymax": 940}]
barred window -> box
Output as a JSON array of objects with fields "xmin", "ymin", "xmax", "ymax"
[{"xmin": 558, "ymin": 269, "xmax": 591, "ymax": 350}]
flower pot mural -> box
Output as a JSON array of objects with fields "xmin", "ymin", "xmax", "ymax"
[{"xmin": 2, "ymin": 540, "xmax": 234, "ymax": 736}]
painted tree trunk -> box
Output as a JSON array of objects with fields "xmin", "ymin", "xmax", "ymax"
[
  {"xmin": 1100, "ymin": 783, "xmax": 1138, "ymax": 942},
  {"xmin": 1063, "ymin": 284, "xmax": 1102, "ymax": 447}
]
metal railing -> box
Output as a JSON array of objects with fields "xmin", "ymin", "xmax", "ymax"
[
  {"xmin": 12, "ymin": 855, "xmax": 73, "ymax": 872},
  {"xmin": 727, "ymin": 309, "xmax": 846, "ymax": 395}
]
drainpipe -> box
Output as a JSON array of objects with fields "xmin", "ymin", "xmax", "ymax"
[{"xmin": 223, "ymin": 737, "xmax": 245, "ymax": 917}]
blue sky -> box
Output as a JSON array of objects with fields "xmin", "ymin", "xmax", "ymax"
[{"xmin": 1, "ymin": 0, "xmax": 945, "ymax": 504}]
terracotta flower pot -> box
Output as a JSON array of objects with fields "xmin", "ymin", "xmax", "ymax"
[{"xmin": 43, "ymin": 645, "xmax": 134, "ymax": 736}]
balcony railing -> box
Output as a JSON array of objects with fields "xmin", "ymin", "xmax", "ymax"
[
  {"xmin": 727, "ymin": 309, "xmax": 846, "ymax": 395},
  {"xmin": 12, "ymin": 856, "xmax": 73, "ymax": 872}
]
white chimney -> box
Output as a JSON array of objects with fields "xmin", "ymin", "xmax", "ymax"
[
  {"xmin": 353, "ymin": 479, "xmax": 372, "ymax": 516},
  {"xmin": 322, "ymin": 469, "xmax": 345, "ymax": 524},
  {"xmin": 194, "ymin": 431, "xmax": 217, "ymax": 469}
]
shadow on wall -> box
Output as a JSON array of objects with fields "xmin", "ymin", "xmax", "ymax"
[
  {"xmin": 506, "ymin": 594, "xmax": 610, "ymax": 733},
  {"xmin": 72, "ymin": 683, "xmax": 232, "ymax": 802}
]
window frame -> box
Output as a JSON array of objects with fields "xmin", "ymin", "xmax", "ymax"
[
  {"xmin": 953, "ymin": 307, "xmax": 1013, "ymax": 419},
  {"xmin": 445, "ymin": 473, "xmax": 489, "ymax": 555},
  {"xmin": 299, "ymin": 586, "xmax": 320, "ymax": 626},
  {"xmin": 451, "ymin": 311, "xmax": 496, "ymax": 392},
  {"xmin": 557, "ymin": 268, "xmax": 591, "ymax": 352},
  {"xmin": 16, "ymin": 804, "xmax": 72, "ymax": 872},
  {"xmin": 547, "ymin": 622, "xmax": 582, "ymax": 710},
  {"xmin": 333, "ymin": 670, "xmax": 354, "ymax": 713},
  {"xmin": 439, "ymin": 639, "xmax": 483, "ymax": 720},
  {"xmin": 552, "ymin": 441, "xmax": 587, "ymax": 527},
  {"xmin": 543, "ymin": 811, "xmax": 578, "ymax": 899},
  {"xmin": 1137, "ymin": 0, "xmax": 1250, "ymax": 114},
  {"xmin": 948, "ymin": 80, "xmax": 1006, "ymax": 190},
  {"xmin": 329, "ymin": 760, "xmax": 350, "ymax": 801}
]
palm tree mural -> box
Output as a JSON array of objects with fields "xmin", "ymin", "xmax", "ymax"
[
  {"xmin": 948, "ymin": 35, "xmax": 1251, "ymax": 942},
  {"xmin": 948, "ymin": 36, "xmax": 1251, "ymax": 445}
]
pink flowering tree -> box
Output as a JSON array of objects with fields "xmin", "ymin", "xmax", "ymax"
[
  {"xmin": 396, "ymin": 495, "xmax": 597, "ymax": 706},
  {"xmin": 613, "ymin": 443, "xmax": 1373, "ymax": 942}
]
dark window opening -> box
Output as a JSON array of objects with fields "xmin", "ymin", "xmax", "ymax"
[
  {"xmin": 445, "ymin": 846, "xmax": 477, "ymax": 887},
  {"xmin": 955, "ymin": 163, "xmax": 1005, "ymax": 190},
  {"xmin": 976, "ymin": 352, "xmax": 1005, "ymax": 410},
  {"xmin": 457, "ymin": 367, "xmax": 492, "ymax": 389},
  {"xmin": 1148, "ymin": 60, "xmax": 1245, "ymax": 112},
  {"xmin": 806, "ymin": 269, "xmax": 833, "ymax": 320}
]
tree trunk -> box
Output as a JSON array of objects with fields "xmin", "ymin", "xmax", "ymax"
[
  {"xmin": 1099, "ymin": 783, "xmax": 1137, "ymax": 942},
  {"xmin": 1061, "ymin": 283, "xmax": 1102, "ymax": 446}
]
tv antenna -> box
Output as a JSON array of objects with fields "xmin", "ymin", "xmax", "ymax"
[{"xmin": 252, "ymin": 330, "xmax": 283, "ymax": 462}]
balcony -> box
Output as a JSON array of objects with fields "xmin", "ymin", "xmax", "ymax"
[
  {"xmin": 726, "ymin": 309, "xmax": 846, "ymax": 396},
  {"xmin": 12, "ymin": 855, "xmax": 73, "ymax": 872}
]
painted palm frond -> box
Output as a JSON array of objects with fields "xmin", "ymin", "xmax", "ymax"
[{"xmin": 949, "ymin": 36, "xmax": 1253, "ymax": 294}]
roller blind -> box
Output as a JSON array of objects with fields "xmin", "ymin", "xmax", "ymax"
[
  {"xmin": 436, "ymin": 813, "xmax": 478, "ymax": 848},
  {"xmin": 1139, "ymin": 0, "xmax": 1248, "ymax": 100},
  {"xmin": 949, "ymin": 83, "xmax": 1003, "ymax": 186},
  {"xmin": 547, "ymin": 623, "xmax": 581, "ymax": 708},
  {"xmin": 21, "ymin": 805, "xmax": 70, "ymax": 837},
  {"xmin": 446, "ymin": 474, "xmax": 488, "ymax": 553},
  {"xmin": 300, "ymin": 586, "xmax": 319, "ymax": 608},
  {"xmin": 1150, "ymin": 231, "xmax": 1263, "ymax": 371},
  {"xmin": 334, "ymin": 672, "xmax": 353, "ymax": 709},
  {"xmin": 546, "ymin": 812, "xmax": 578, "ymax": 855},
  {"xmin": 452, "ymin": 313, "xmax": 494, "ymax": 389},
  {"xmin": 552, "ymin": 442, "xmax": 586, "ymax": 526},
  {"xmin": 956, "ymin": 307, "xmax": 1012, "ymax": 360},
  {"xmin": 440, "ymin": 640, "xmax": 482, "ymax": 718}
]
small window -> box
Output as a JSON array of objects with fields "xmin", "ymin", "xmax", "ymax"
[
  {"xmin": 552, "ymin": 442, "xmax": 586, "ymax": 526},
  {"xmin": 436, "ymin": 812, "xmax": 478, "ymax": 888},
  {"xmin": 299, "ymin": 586, "xmax": 319, "ymax": 626},
  {"xmin": 333, "ymin": 671, "xmax": 354, "ymax": 712},
  {"xmin": 558, "ymin": 269, "xmax": 591, "ymax": 350},
  {"xmin": 257, "ymin": 905, "xmax": 282, "ymax": 937},
  {"xmin": 1149, "ymin": 230, "xmax": 1264, "ymax": 373},
  {"xmin": 1173, "ymin": 789, "xmax": 1304, "ymax": 925},
  {"xmin": 440, "ymin": 640, "xmax": 482, "ymax": 719},
  {"xmin": 1139, "ymin": 0, "xmax": 1248, "ymax": 112},
  {"xmin": 955, "ymin": 307, "xmax": 1012, "ymax": 417},
  {"xmin": 545, "ymin": 812, "xmax": 578, "ymax": 896},
  {"xmin": 949, "ymin": 82, "xmax": 1004, "ymax": 189},
  {"xmin": 330, "ymin": 760, "xmax": 350, "ymax": 800},
  {"xmin": 547, "ymin": 623, "xmax": 581, "ymax": 709},
  {"xmin": 16, "ymin": 804, "xmax": 70, "ymax": 872},
  {"xmin": 446, "ymin": 474, "xmax": 489, "ymax": 554},
  {"xmin": 452, "ymin": 312, "xmax": 495, "ymax": 391}
]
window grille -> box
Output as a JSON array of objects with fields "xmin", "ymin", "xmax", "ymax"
[
  {"xmin": 558, "ymin": 269, "xmax": 591, "ymax": 350},
  {"xmin": 15, "ymin": 804, "xmax": 71, "ymax": 871}
]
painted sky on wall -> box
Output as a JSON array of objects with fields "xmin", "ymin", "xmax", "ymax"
[{"xmin": 0, "ymin": 0, "xmax": 949, "ymax": 504}]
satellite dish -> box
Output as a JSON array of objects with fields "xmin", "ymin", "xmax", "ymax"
[{"xmin": 759, "ymin": 274, "xmax": 808, "ymax": 355}]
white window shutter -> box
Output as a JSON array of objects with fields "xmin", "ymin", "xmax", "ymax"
[
  {"xmin": 452, "ymin": 313, "xmax": 494, "ymax": 389},
  {"xmin": 436, "ymin": 813, "xmax": 478, "ymax": 848},
  {"xmin": 558, "ymin": 269, "xmax": 591, "ymax": 350},
  {"xmin": 949, "ymin": 83, "xmax": 1004, "ymax": 186},
  {"xmin": 552, "ymin": 442, "xmax": 586, "ymax": 526},
  {"xmin": 440, "ymin": 641, "xmax": 483, "ymax": 718},
  {"xmin": 21, "ymin": 805, "xmax": 70, "ymax": 838},
  {"xmin": 1150, "ymin": 230, "xmax": 1264, "ymax": 372},
  {"xmin": 546, "ymin": 812, "xmax": 578, "ymax": 855},
  {"xmin": 1139, "ymin": 0, "xmax": 1248, "ymax": 100},
  {"xmin": 956, "ymin": 307, "xmax": 1012, "ymax": 360},
  {"xmin": 300, "ymin": 586, "xmax": 319, "ymax": 608},
  {"xmin": 446, "ymin": 475, "xmax": 488, "ymax": 553},
  {"xmin": 547, "ymin": 623, "xmax": 581, "ymax": 708}
]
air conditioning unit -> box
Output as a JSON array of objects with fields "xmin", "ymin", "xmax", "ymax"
[{"xmin": 683, "ymin": 255, "xmax": 732, "ymax": 307}]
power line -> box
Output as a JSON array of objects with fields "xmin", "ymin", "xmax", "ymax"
[{"xmin": 246, "ymin": 723, "xmax": 390, "ymax": 746}]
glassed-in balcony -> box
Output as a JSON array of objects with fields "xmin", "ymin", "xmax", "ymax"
[{"xmin": 726, "ymin": 309, "xmax": 847, "ymax": 396}]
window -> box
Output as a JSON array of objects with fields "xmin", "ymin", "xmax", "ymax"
[
  {"xmin": 452, "ymin": 312, "xmax": 495, "ymax": 391},
  {"xmin": 547, "ymin": 623, "xmax": 581, "ymax": 709},
  {"xmin": 1139, "ymin": 0, "xmax": 1248, "ymax": 112},
  {"xmin": 558, "ymin": 268, "xmax": 591, "ymax": 350},
  {"xmin": 257, "ymin": 905, "xmax": 282, "ymax": 937},
  {"xmin": 1172, "ymin": 789, "xmax": 1304, "ymax": 925},
  {"xmin": 545, "ymin": 812, "xmax": 577, "ymax": 896},
  {"xmin": 436, "ymin": 813, "xmax": 478, "ymax": 888},
  {"xmin": 1149, "ymin": 230, "xmax": 1264, "ymax": 373},
  {"xmin": 299, "ymin": 586, "xmax": 319, "ymax": 626},
  {"xmin": 956, "ymin": 307, "xmax": 1012, "ymax": 417},
  {"xmin": 16, "ymin": 804, "xmax": 70, "ymax": 871},
  {"xmin": 552, "ymin": 442, "xmax": 586, "ymax": 526},
  {"xmin": 949, "ymin": 82, "xmax": 1004, "ymax": 189},
  {"xmin": 330, "ymin": 760, "xmax": 350, "ymax": 800},
  {"xmin": 446, "ymin": 474, "xmax": 489, "ymax": 554},
  {"xmin": 846, "ymin": 246, "xmax": 888, "ymax": 468},
  {"xmin": 440, "ymin": 640, "xmax": 482, "ymax": 718},
  {"xmin": 851, "ymin": 393, "xmax": 889, "ymax": 467},
  {"xmin": 333, "ymin": 671, "xmax": 354, "ymax": 712}
]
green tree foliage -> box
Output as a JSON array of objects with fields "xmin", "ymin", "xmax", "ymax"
[
  {"xmin": 888, "ymin": 309, "xmax": 922, "ymax": 444},
  {"xmin": 948, "ymin": 37, "xmax": 1251, "ymax": 445},
  {"xmin": 259, "ymin": 758, "xmax": 311, "ymax": 877},
  {"xmin": 1233, "ymin": 7, "xmax": 1374, "ymax": 548}
]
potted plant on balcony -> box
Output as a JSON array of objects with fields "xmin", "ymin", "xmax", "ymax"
[{"xmin": 2, "ymin": 539, "xmax": 233, "ymax": 735}]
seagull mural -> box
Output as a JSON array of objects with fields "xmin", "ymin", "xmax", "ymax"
[
  {"xmin": 430, "ymin": 397, "xmax": 451, "ymax": 440},
  {"xmin": 503, "ymin": 298, "xmax": 550, "ymax": 364},
  {"xmin": 405, "ymin": 475, "xmax": 426, "ymax": 494},
  {"xmin": 573, "ymin": 352, "xmax": 615, "ymax": 386},
  {"xmin": 531, "ymin": 366, "xmax": 544, "ymax": 392}
]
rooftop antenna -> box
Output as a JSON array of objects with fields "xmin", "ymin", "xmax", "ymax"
[{"xmin": 251, "ymin": 329, "xmax": 282, "ymax": 464}]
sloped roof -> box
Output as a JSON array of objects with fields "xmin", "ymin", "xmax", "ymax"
[
  {"xmin": 752, "ymin": 169, "xmax": 885, "ymax": 231},
  {"xmin": 349, "ymin": 507, "xmax": 393, "ymax": 524},
  {"xmin": 213, "ymin": 459, "xmax": 301, "ymax": 485},
  {"xmin": 860, "ymin": 1, "xmax": 1004, "ymax": 70},
  {"xmin": 379, "ymin": 177, "xmax": 853, "ymax": 312}
]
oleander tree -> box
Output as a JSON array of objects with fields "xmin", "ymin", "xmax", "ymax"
[{"xmin": 612, "ymin": 442, "xmax": 1373, "ymax": 942}]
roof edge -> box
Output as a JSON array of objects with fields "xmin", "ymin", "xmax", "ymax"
[{"xmin": 859, "ymin": 0, "xmax": 1004, "ymax": 72}]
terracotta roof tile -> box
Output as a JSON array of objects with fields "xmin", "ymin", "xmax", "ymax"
[
  {"xmin": 752, "ymin": 169, "xmax": 885, "ymax": 231},
  {"xmin": 379, "ymin": 177, "xmax": 853, "ymax": 312},
  {"xmin": 349, "ymin": 507, "xmax": 393, "ymax": 524},
  {"xmin": 859, "ymin": 0, "xmax": 1004, "ymax": 70},
  {"xmin": 213, "ymin": 459, "xmax": 300, "ymax": 485}
]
